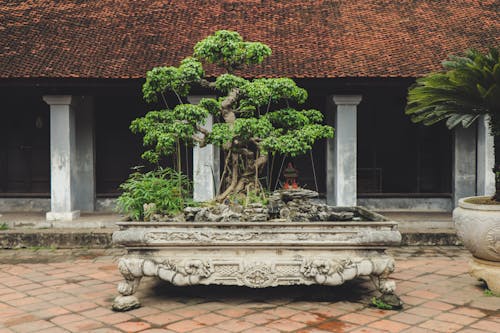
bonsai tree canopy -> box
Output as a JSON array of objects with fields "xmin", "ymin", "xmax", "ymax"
[
  {"xmin": 132, "ymin": 30, "xmax": 334, "ymax": 201},
  {"xmin": 406, "ymin": 48, "xmax": 500, "ymax": 201}
]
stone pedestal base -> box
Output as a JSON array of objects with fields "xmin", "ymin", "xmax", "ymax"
[
  {"xmin": 470, "ymin": 257, "xmax": 500, "ymax": 294},
  {"xmin": 111, "ymin": 214, "xmax": 402, "ymax": 311},
  {"xmin": 46, "ymin": 211, "xmax": 80, "ymax": 221}
]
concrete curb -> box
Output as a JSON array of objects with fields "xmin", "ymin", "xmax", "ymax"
[{"xmin": 0, "ymin": 228, "xmax": 461, "ymax": 249}]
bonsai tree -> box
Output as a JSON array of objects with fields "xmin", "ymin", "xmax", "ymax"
[
  {"xmin": 132, "ymin": 30, "xmax": 333, "ymax": 201},
  {"xmin": 406, "ymin": 48, "xmax": 500, "ymax": 201}
]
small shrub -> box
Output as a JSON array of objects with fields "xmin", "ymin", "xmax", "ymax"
[
  {"xmin": 117, "ymin": 167, "xmax": 192, "ymax": 221},
  {"xmin": 371, "ymin": 296, "xmax": 394, "ymax": 310},
  {"xmin": 0, "ymin": 223, "xmax": 8, "ymax": 230},
  {"xmin": 484, "ymin": 288, "xmax": 498, "ymax": 297}
]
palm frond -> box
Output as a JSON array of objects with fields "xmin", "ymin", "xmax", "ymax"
[{"xmin": 407, "ymin": 47, "xmax": 500, "ymax": 130}]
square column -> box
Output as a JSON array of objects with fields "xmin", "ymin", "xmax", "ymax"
[
  {"xmin": 327, "ymin": 95, "xmax": 362, "ymax": 206},
  {"xmin": 477, "ymin": 115, "xmax": 495, "ymax": 196},
  {"xmin": 188, "ymin": 95, "xmax": 220, "ymax": 202},
  {"xmin": 43, "ymin": 95, "xmax": 79, "ymax": 220},
  {"xmin": 453, "ymin": 125, "xmax": 477, "ymax": 207}
]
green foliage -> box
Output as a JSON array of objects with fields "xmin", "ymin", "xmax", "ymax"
[
  {"xmin": 131, "ymin": 30, "xmax": 334, "ymax": 201},
  {"xmin": 216, "ymin": 74, "xmax": 249, "ymax": 93},
  {"xmin": 261, "ymin": 108, "xmax": 333, "ymax": 156},
  {"xmin": 484, "ymin": 288, "xmax": 499, "ymax": 297},
  {"xmin": 371, "ymin": 297, "xmax": 394, "ymax": 310},
  {"xmin": 238, "ymin": 78, "xmax": 308, "ymax": 108},
  {"xmin": 406, "ymin": 48, "xmax": 500, "ymax": 130},
  {"xmin": 0, "ymin": 223, "xmax": 8, "ymax": 230},
  {"xmin": 130, "ymin": 104, "xmax": 209, "ymax": 163},
  {"xmin": 142, "ymin": 57, "xmax": 204, "ymax": 102},
  {"xmin": 228, "ymin": 189, "xmax": 269, "ymax": 207},
  {"xmin": 194, "ymin": 30, "xmax": 271, "ymax": 71},
  {"xmin": 116, "ymin": 168, "xmax": 191, "ymax": 221}
]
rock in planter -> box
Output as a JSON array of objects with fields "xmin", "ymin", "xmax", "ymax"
[
  {"xmin": 111, "ymin": 206, "xmax": 402, "ymax": 311},
  {"xmin": 453, "ymin": 197, "xmax": 500, "ymax": 294}
]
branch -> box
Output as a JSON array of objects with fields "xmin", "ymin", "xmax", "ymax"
[
  {"xmin": 199, "ymin": 79, "xmax": 216, "ymax": 89},
  {"xmin": 196, "ymin": 125, "xmax": 210, "ymax": 136},
  {"xmin": 192, "ymin": 135, "xmax": 208, "ymax": 148}
]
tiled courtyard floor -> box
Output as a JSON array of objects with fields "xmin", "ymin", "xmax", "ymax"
[{"xmin": 0, "ymin": 247, "xmax": 499, "ymax": 333}]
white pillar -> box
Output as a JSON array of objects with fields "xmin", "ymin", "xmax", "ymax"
[
  {"xmin": 453, "ymin": 126, "xmax": 477, "ymax": 207},
  {"xmin": 43, "ymin": 95, "xmax": 80, "ymax": 220},
  {"xmin": 327, "ymin": 95, "xmax": 362, "ymax": 206},
  {"xmin": 477, "ymin": 115, "xmax": 495, "ymax": 196},
  {"xmin": 187, "ymin": 95, "xmax": 220, "ymax": 202}
]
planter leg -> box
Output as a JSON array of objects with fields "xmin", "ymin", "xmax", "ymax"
[
  {"xmin": 370, "ymin": 274, "xmax": 403, "ymax": 310},
  {"xmin": 112, "ymin": 258, "xmax": 144, "ymax": 311}
]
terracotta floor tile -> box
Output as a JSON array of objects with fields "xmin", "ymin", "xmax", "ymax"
[
  {"xmin": 143, "ymin": 313, "xmax": 184, "ymax": 326},
  {"xmin": 265, "ymin": 318, "xmax": 306, "ymax": 332},
  {"xmin": 114, "ymin": 321, "xmax": 152, "ymax": 332},
  {"xmin": 216, "ymin": 307, "xmax": 254, "ymax": 318},
  {"xmin": 8, "ymin": 319, "xmax": 54, "ymax": 333},
  {"xmin": 338, "ymin": 313, "xmax": 378, "ymax": 325},
  {"xmin": 421, "ymin": 301, "xmax": 456, "ymax": 311},
  {"xmin": 419, "ymin": 319, "xmax": 464, "ymax": 332},
  {"xmin": 368, "ymin": 319, "xmax": 410, "ymax": 333},
  {"xmin": 0, "ymin": 248, "xmax": 497, "ymax": 333},
  {"xmin": 470, "ymin": 320, "xmax": 500, "ymax": 332},
  {"xmin": 215, "ymin": 318, "xmax": 255, "ymax": 332},
  {"xmin": 316, "ymin": 320, "xmax": 358, "ymax": 332},
  {"xmin": 95, "ymin": 312, "xmax": 134, "ymax": 324},
  {"xmin": 243, "ymin": 312, "xmax": 279, "ymax": 325},
  {"xmin": 60, "ymin": 318, "xmax": 104, "ymax": 331},
  {"xmin": 434, "ymin": 312, "xmax": 478, "ymax": 325},
  {"xmin": 192, "ymin": 313, "xmax": 228, "ymax": 325},
  {"xmin": 166, "ymin": 319, "xmax": 206, "ymax": 333},
  {"xmin": 390, "ymin": 312, "xmax": 427, "ymax": 325}
]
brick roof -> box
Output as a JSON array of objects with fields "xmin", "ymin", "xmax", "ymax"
[{"xmin": 0, "ymin": 0, "xmax": 498, "ymax": 79}]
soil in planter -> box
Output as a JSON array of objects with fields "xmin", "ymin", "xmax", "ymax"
[
  {"xmin": 145, "ymin": 189, "xmax": 363, "ymax": 223},
  {"xmin": 464, "ymin": 196, "xmax": 500, "ymax": 205}
]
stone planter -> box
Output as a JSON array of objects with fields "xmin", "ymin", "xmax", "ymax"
[
  {"xmin": 453, "ymin": 197, "xmax": 500, "ymax": 293},
  {"xmin": 111, "ymin": 207, "xmax": 402, "ymax": 311}
]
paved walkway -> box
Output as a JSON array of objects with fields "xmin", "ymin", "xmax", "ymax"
[{"xmin": 0, "ymin": 247, "xmax": 499, "ymax": 333}]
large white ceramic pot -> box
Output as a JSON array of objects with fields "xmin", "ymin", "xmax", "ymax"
[{"xmin": 453, "ymin": 196, "xmax": 500, "ymax": 293}]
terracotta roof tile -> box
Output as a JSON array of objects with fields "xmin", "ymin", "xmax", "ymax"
[{"xmin": 0, "ymin": 0, "xmax": 498, "ymax": 79}]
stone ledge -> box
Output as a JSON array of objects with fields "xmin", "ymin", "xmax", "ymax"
[
  {"xmin": 401, "ymin": 230, "xmax": 462, "ymax": 246},
  {"xmin": 0, "ymin": 228, "xmax": 460, "ymax": 249},
  {"xmin": 0, "ymin": 229, "xmax": 115, "ymax": 249}
]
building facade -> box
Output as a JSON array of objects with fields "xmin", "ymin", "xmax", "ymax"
[{"xmin": 0, "ymin": 1, "xmax": 498, "ymax": 219}]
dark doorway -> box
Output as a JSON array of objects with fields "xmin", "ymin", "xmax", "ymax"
[
  {"xmin": 0, "ymin": 96, "xmax": 50, "ymax": 195},
  {"xmin": 94, "ymin": 94, "xmax": 193, "ymax": 196},
  {"xmin": 357, "ymin": 86, "xmax": 452, "ymax": 196}
]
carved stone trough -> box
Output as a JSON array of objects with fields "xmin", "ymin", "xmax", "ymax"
[{"xmin": 111, "ymin": 206, "xmax": 401, "ymax": 311}]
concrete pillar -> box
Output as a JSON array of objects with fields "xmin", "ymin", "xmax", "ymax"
[
  {"xmin": 187, "ymin": 95, "xmax": 220, "ymax": 202},
  {"xmin": 477, "ymin": 115, "xmax": 495, "ymax": 196},
  {"xmin": 453, "ymin": 125, "xmax": 477, "ymax": 207},
  {"xmin": 43, "ymin": 95, "xmax": 79, "ymax": 220},
  {"xmin": 74, "ymin": 96, "xmax": 95, "ymax": 211},
  {"xmin": 327, "ymin": 95, "xmax": 362, "ymax": 206}
]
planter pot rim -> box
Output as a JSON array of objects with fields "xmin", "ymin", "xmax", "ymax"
[
  {"xmin": 116, "ymin": 221, "xmax": 397, "ymax": 227},
  {"xmin": 458, "ymin": 196, "xmax": 500, "ymax": 211}
]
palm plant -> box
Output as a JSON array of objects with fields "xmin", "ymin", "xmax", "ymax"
[{"xmin": 406, "ymin": 48, "xmax": 500, "ymax": 201}]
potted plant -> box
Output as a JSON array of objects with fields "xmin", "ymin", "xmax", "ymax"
[
  {"xmin": 406, "ymin": 48, "xmax": 500, "ymax": 293},
  {"xmin": 112, "ymin": 31, "xmax": 402, "ymax": 311}
]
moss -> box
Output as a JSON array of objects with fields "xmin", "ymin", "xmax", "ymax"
[{"xmin": 464, "ymin": 196, "xmax": 500, "ymax": 205}]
